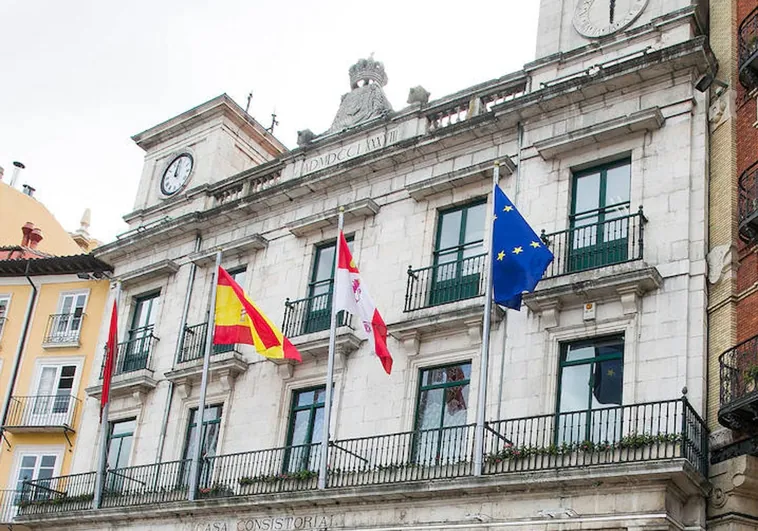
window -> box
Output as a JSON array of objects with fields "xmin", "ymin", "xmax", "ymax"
[
  {"xmin": 214, "ymin": 267, "xmax": 246, "ymax": 354},
  {"xmin": 105, "ymin": 418, "xmax": 135, "ymax": 492},
  {"xmin": 303, "ymin": 239, "xmax": 352, "ymax": 334},
  {"xmin": 557, "ymin": 336, "xmax": 624, "ymax": 444},
  {"xmin": 285, "ymin": 387, "xmax": 325, "ymax": 472},
  {"xmin": 123, "ymin": 292, "xmax": 160, "ymax": 373},
  {"xmin": 15, "ymin": 454, "xmax": 57, "ymax": 502},
  {"xmin": 50, "ymin": 292, "xmax": 87, "ymax": 343},
  {"xmin": 27, "ymin": 365, "xmax": 77, "ymax": 425},
  {"xmin": 182, "ymin": 404, "xmax": 223, "ymax": 485},
  {"xmin": 570, "ymin": 160, "xmax": 631, "ymax": 271},
  {"xmin": 414, "ymin": 362, "xmax": 472, "ymax": 464},
  {"xmin": 0, "ymin": 295, "xmax": 9, "ymax": 338},
  {"xmin": 431, "ymin": 201, "xmax": 486, "ymax": 305}
]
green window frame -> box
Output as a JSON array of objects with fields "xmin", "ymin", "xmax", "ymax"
[
  {"xmin": 556, "ymin": 335, "xmax": 624, "ymax": 444},
  {"xmin": 284, "ymin": 386, "xmax": 326, "ymax": 472},
  {"xmin": 105, "ymin": 418, "xmax": 136, "ymax": 492},
  {"xmin": 124, "ymin": 291, "xmax": 160, "ymax": 373},
  {"xmin": 181, "ymin": 404, "xmax": 223, "ymax": 487},
  {"xmin": 569, "ymin": 159, "xmax": 631, "ymax": 272},
  {"xmin": 413, "ymin": 361, "xmax": 472, "ymax": 464},
  {"xmin": 431, "ymin": 200, "xmax": 487, "ymax": 306},
  {"xmin": 304, "ymin": 237, "xmax": 353, "ymax": 334},
  {"xmin": 214, "ymin": 266, "xmax": 246, "ymax": 353}
]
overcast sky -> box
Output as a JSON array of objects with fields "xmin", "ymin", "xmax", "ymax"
[{"xmin": 0, "ymin": 1, "xmax": 540, "ymax": 244}]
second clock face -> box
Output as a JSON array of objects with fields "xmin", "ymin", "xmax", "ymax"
[
  {"xmin": 160, "ymin": 154, "xmax": 193, "ymax": 196},
  {"xmin": 573, "ymin": 0, "xmax": 648, "ymax": 38}
]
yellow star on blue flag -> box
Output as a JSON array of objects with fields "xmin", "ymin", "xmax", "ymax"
[{"xmin": 491, "ymin": 185, "xmax": 554, "ymax": 309}]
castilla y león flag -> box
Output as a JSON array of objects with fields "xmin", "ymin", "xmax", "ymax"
[
  {"xmin": 214, "ymin": 267, "xmax": 301, "ymax": 362},
  {"xmin": 334, "ymin": 232, "xmax": 393, "ymax": 374}
]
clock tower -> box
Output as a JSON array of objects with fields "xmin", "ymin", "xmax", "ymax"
[{"xmin": 534, "ymin": 0, "xmax": 708, "ymax": 67}]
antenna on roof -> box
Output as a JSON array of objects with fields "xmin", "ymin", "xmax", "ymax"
[
  {"xmin": 244, "ymin": 91, "xmax": 253, "ymax": 115},
  {"xmin": 267, "ymin": 110, "xmax": 279, "ymax": 134}
]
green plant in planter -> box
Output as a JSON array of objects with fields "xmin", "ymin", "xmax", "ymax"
[{"xmin": 746, "ymin": 364, "xmax": 758, "ymax": 390}]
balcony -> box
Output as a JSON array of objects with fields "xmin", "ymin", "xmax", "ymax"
[
  {"xmin": 87, "ymin": 328, "xmax": 159, "ymax": 403},
  {"xmin": 718, "ymin": 334, "xmax": 758, "ymax": 434},
  {"xmin": 280, "ymin": 292, "xmax": 359, "ymax": 366},
  {"xmin": 539, "ymin": 207, "xmax": 646, "ymax": 279},
  {"xmin": 17, "ymin": 398, "xmax": 707, "ymax": 517},
  {"xmin": 166, "ymin": 322, "xmax": 247, "ymax": 397},
  {"xmin": 739, "ymin": 7, "xmax": 758, "ymax": 89},
  {"xmin": 177, "ymin": 322, "xmax": 236, "ymax": 364},
  {"xmin": 15, "ymin": 473, "xmax": 96, "ymax": 517},
  {"xmin": 404, "ymin": 253, "xmax": 487, "ymax": 312},
  {"xmin": 2, "ymin": 395, "xmax": 79, "ymax": 433},
  {"xmin": 739, "ymin": 162, "xmax": 758, "ymax": 243},
  {"xmin": 0, "ymin": 489, "xmax": 22, "ymax": 525},
  {"xmin": 42, "ymin": 313, "xmax": 85, "ymax": 348}
]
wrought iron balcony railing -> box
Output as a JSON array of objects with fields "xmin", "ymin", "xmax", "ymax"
[
  {"xmin": 540, "ymin": 207, "xmax": 646, "ymax": 279},
  {"xmin": 404, "ymin": 253, "xmax": 487, "ymax": 312},
  {"xmin": 3, "ymin": 395, "xmax": 79, "ymax": 430},
  {"xmin": 178, "ymin": 322, "xmax": 235, "ymax": 364},
  {"xmin": 43, "ymin": 313, "xmax": 85, "ymax": 346},
  {"xmin": 17, "ymin": 472, "xmax": 95, "ymax": 516},
  {"xmin": 0, "ymin": 489, "xmax": 23, "ymax": 524},
  {"xmin": 739, "ymin": 6, "xmax": 758, "ymax": 89},
  {"xmin": 18, "ymin": 397, "xmax": 706, "ymax": 516},
  {"xmin": 718, "ymin": 334, "xmax": 758, "ymax": 433},
  {"xmin": 282, "ymin": 291, "xmax": 351, "ymax": 338},
  {"xmin": 101, "ymin": 327, "xmax": 159, "ymax": 378},
  {"xmin": 739, "ymin": 161, "xmax": 758, "ymax": 243}
]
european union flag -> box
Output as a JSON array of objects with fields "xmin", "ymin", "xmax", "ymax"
[{"xmin": 492, "ymin": 185, "xmax": 553, "ymax": 309}]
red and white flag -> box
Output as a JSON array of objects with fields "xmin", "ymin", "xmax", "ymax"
[
  {"xmin": 334, "ymin": 232, "xmax": 393, "ymax": 374},
  {"xmin": 100, "ymin": 300, "xmax": 118, "ymax": 421}
]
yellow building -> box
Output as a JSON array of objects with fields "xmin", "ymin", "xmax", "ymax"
[{"xmin": 0, "ymin": 182, "xmax": 112, "ymax": 528}]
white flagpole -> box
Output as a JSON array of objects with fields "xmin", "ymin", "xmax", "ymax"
[
  {"xmin": 318, "ymin": 207, "xmax": 345, "ymax": 490},
  {"xmin": 473, "ymin": 162, "xmax": 500, "ymax": 476},
  {"xmin": 188, "ymin": 250, "xmax": 222, "ymax": 501},
  {"xmin": 94, "ymin": 280, "xmax": 120, "ymax": 509}
]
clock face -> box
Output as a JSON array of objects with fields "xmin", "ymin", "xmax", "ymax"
[
  {"xmin": 160, "ymin": 154, "xmax": 193, "ymax": 196},
  {"xmin": 573, "ymin": 0, "xmax": 648, "ymax": 38}
]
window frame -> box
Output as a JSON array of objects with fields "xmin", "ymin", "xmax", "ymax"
[
  {"xmin": 302, "ymin": 237, "xmax": 353, "ymax": 334},
  {"xmin": 433, "ymin": 199, "xmax": 487, "ymax": 263},
  {"xmin": 0, "ymin": 294, "xmax": 11, "ymax": 341},
  {"xmin": 413, "ymin": 361, "xmax": 473, "ymax": 433},
  {"xmin": 284, "ymin": 385, "xmax": 326, "ymax": 471},
  {"xmin": 106, "ymin": 417, "xmax": 136, "ymax": 471},
  {"xmin": 182, "ymin": 404, "xmax": 224, "ymax": 462},
  {"xmin": 555, "ymin": 334, "xmax": 625, "ymax": 443}
]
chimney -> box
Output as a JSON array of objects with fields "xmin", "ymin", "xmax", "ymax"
[
  {"xmin": 22, "ymin": 184, "xmax": 35, "ymax": 197},
  {"xmin": 9, "ymin": 161, "xmax": 25, "ymax": 188},
  {"xmin": 28, "ymin": 228, "xmax": 43, "ymax": 249},
  {"xmin": 21, "ymin": 222, "xmax": 34, "ymax": 246}
]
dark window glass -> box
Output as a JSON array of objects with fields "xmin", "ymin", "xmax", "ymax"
[{"xmin": 285, "ymin": 387, "xmax": 326, "ymax": 472}]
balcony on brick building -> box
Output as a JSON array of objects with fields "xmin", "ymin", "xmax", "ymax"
[
  {"xmin": 739, "ymin": 7, "xmax": 758, "ymax": 90},
  {"xmin": 739, "ymin": 161, "xmax": 758, "ymax": 243}
]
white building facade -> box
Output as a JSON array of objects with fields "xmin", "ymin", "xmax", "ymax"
[{"xmin": 17, "ymin": 0, "xmax": 716, "ymax": 529}]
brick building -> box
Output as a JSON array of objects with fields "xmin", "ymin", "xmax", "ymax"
[{"xmin": 707, "ymin": 0, "xmax": 758, "ymax": 528}]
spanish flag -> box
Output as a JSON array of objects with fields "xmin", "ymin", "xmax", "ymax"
[{"xmin": 214, "ymin": 267, "xmax": 301, "ymax": 362}]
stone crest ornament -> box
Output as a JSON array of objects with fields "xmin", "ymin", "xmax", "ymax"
[
  {"xmin": 296, "ymin": 129, "xmax": 316, "ymax": 147},
  {"xmin": 407, "ymin": 86, "xmax": 430, "ymax": 106},
  {"xmin": 326, "ymin": 55, "xmax": 393, "ymax": 134},
  {"xmin": 573, "ymin": 0, "xmax": 648, "ymax": 38}
]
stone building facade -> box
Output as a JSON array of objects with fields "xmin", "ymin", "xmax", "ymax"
[
  {"xmin": 16, "ymin": 0, "xmax": 716, "ymax": 529},
  {"xmin": 706, "ymin": 0, "xmax": 758, "ymax": 529}
]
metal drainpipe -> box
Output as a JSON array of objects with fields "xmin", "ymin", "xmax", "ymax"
[
  {"xmin": 156, "ymin": 234, "xmax": 202, "ymax": 463},
  {"xmin": 0, "ymin": 263, "xmax": 38, "ymax": 439}
]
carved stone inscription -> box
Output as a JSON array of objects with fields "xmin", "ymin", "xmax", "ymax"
[
  {"xmin": 302, "ymin": 129, "xmax": 400, "ymax": 175},
  {"xmin": 196, "ymin": 514, "xmax": 343, "ymax": 531}
]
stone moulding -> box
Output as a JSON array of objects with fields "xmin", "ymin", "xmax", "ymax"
[
  {"xmin": 272, "ymin": 326, "xmax": 362, "ymax": 379},
  {"xmin": 523, "ymin": 262, "xmax": 663, "ymax": 329},
  {"xmin": 533, "ymin": 107, "xmax": 665, "ymax": 160},
  {"xmin": 189, "ymin": 234, "xmax": 268, "ymax": 266},
  {"xmin": 118, "ymin": 259, "xmax": 179, "ymax": 288},
  {"xmin": 286, "ymin": 199, "xmax": 380, "ymax": 237},
  {"xmin": 388, "ymin": 301, "xmax": 504, "ymax": 356},
  {"xmin": 164, "ymin": 351, "xmax": 248, "ymax": 397},
  {"xmin": 86, "ymin": 370, "xmax": 157, "ymax": 405},
  {"xmin": 405, "ymin": 156, "xmax": 517, "ymax": 201}
]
